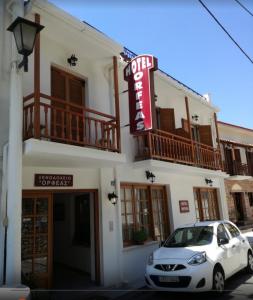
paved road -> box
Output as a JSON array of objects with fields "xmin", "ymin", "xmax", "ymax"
[
  {"xmin": 31, "ymin": 270, "xmax": 253, "ymax": 300},
  {"xmin": 115, "ymin": 271, "xmax": 253, "ymax": 300}
]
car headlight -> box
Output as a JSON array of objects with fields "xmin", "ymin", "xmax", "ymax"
[
  {"xmin": 187, "ymin": 252, "xmax": 206, "ymax": 265},
  {"xmin": 147, "ymin": 253, "xmax": 153, "ymax": 265}
]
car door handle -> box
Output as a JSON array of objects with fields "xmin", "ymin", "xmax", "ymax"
[
  {"xmin": 242, "ymin": 239, "xmax": 245, "ymax": 243},
  {"xmin": 232, "ymin": 245, "xmax": 236, "ymax": 248}
]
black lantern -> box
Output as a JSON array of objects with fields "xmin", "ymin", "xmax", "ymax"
[
  {"xmin": 108, "ymin": 192, "xmax": 118, "ymax": 205},
  {"xmin": 205, "ymin": 178, "xmax": 213, "ymax": 187},
  {"xmin": 7, "ymin": 17, "xmax": 44, "ymax": 72},
  {"xmin": 67, "ymin": 54, "xmax": 78, "ymax": 66},
  {"xmin": 146, "ymin": 170, "xmax": 156, "ymax": 183},
  {"xmin": 192, "ymin": 114, "xmax": 199, "ymax": 122}
]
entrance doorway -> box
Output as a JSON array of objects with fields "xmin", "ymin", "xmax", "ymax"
[
  {"xmin": 21, "ymin": 190, "xmax": 100, "ymax": 289},
  {"xmin": 233, "ymin": 192, "xmax": 245, "ymax": 225}
]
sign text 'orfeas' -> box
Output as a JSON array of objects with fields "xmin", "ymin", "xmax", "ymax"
[{"xmin": 124, "ymin": 55, "xmax": 157, "ymax": 134}]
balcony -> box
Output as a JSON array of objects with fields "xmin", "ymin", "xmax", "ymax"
[
  {"xmin": 224, "ymin": 160, "xmax": 250, "ymax": 176},
  {"xmin": 134, "ymin": 129, "xmax": 222, "ymax": 170},
  {"xmin": 23, "ymin": 93, "xmax": 120, "ymax": 152}
]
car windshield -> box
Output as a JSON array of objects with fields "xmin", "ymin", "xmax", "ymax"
[{"xmin": 164, "ymin": 226, "xmax": 213, "ymax": 247}]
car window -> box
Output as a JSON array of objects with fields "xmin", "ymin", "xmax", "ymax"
[
  {"xmin": 224, "ymin": 223, "xmax": 240, "ymax": 238},
  {"xmin": 217, "ymin": 224, "xmax": 230, "ymax": 242},
  {"xmin": 164, "ymin": 226, "xmax": 213, "ymax": 247}
]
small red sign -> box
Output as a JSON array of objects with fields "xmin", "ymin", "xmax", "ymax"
[
  {"xmin": 124, "ymin": 55, "xmax": 158, "ymax": 134},
  {"xmin": 34, "ymin": 174, "xmax": 73, "ymax": 187},
  {"xmin": 179, "ymin": 200, "xmax": 190, "ymax": 213}
]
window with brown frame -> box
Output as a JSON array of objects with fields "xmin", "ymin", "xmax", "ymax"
[
  {"xmin": 121, "ymin": 184, "xmax": 169, "ymax": 247},
  {"xmin": 193, "ymin": 188, "xmax": 220, "ymax": 221}
]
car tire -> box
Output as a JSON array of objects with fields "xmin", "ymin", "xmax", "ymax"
[
  {"xmin": 246, "ymin": 251, "xmax": 253, "ymax": 274},
  {"xmin": 213, "ymin": 266, "xmax": 225, "ymax": 293}
]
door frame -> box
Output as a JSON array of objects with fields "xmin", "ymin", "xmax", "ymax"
[{"xmin": 22, "ymin": 189, "xmax": 101, "ymax": 286}]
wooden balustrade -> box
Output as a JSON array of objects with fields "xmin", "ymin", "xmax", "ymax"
[
  {"xmin": 23, "ymin": 93, "xmax": 119, "ymax": 152},
  {"xmin": 224, "ymin": 160, "xmax": 250, "ymax": 176},
  {"xmin": 135, "ymin": 129, "xmax": 222, "ymax": 170}
]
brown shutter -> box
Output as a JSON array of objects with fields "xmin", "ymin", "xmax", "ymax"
[
  {"xmin": 158, "ymin": 108, "xmax": 175, "ymax": 133},
  {"xmin": 225, "ymin": 148, "xmax": 233, "ymax": 174},
  {"xmin": 69, "ymin": 78, "xmax": 85, "ymax": 107},
  {"xmin": 181, "ymin": 118, "xmax": 189, "ymax": 133},
  {"xmin": 199, "ymin": 125, "xmax": 213, "ymax": 146},
  {"xmin": 51, "ymin": 68, "xmax": 66, "ymax": 100},
  {"xmin": 234, "ymin": 149, "xmax": 241, "ymax": 163}
]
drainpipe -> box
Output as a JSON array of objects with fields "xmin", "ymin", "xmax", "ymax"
[
  {"xmin": 5, "ymin": 0, "xmax": 24, "ymax": 285},
  {"xmin": 0, "ymin": 143, "xmax": 8, "ymax": 285}
]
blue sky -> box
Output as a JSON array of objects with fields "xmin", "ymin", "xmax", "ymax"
[{"xmin": 50, "ymin": 0, "xmax": 253, "ymax": 129}]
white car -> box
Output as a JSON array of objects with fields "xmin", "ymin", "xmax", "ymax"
[{"xmin": 145, "ymin": 220, "xmax": 253, "ymax": 292}]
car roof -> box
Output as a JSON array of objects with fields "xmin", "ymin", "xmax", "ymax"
[{"xmin": 177, "ymin": 220, "xmax": 232, "ymax": 229}]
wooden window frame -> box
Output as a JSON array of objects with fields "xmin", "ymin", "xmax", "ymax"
[
  {"xmin": 193, "ymin": 187, "xmax": 220, "ymax": 222},
  {"xmin": 120, "ymin": 183, "xmax": 169, "ymax": 247}
]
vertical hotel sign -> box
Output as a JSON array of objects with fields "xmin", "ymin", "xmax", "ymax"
[{"xmin": 124, "ymin": 55, "xmax": 158, "ymax": 134}]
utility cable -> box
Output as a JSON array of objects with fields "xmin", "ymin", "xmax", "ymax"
[
  {"xmin": 234, "ymin": 0, "xmax": 253, "ymax": 17},
  {"xmin": 198, "ymin": 0, "xmax": 253, "ymax": 64}
]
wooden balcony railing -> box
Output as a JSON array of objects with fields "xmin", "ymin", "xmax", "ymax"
[
  {"xmin": 23, "ymin": 93, "xmax": 119, "ymax": 152},
  {"xmin": 134, "ymin": 129, "xmax": 222, "ymax": 170},
  {"xmin": 224, "ymin": 160, "xmax": 250, "ymax": 176}
]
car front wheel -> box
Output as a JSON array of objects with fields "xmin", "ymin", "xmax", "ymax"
[
  {"xmin": 246, "ymin": 251, "xmax": 253, "ymax": 274},
  {"xmin": 213, "ymin": 267, "xmax": 225, "ymax": 293}
]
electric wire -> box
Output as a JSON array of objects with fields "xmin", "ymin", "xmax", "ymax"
[
  {"xmin": 234, "ymin": 0, "xmax": 253, "ymax": 17},
  {"xmin": 198, "ymin": 0, "xmax": 253, "ymax": 64}
]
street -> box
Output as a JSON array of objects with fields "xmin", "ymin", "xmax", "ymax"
[
  {"xmin": 31, "ymin": 271, "xmax": 253, "ymax": 300},
  {"xmin": 115, "ymin": 271, "xmax": 253, "ymax": 300}
]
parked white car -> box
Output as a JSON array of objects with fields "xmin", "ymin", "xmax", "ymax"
[{"xmin": 145, "ymin": 220, "xmax": 253, "ymax": 292}]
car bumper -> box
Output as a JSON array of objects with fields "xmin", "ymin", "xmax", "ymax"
[{"xmin": 145, "ymin": 260, "xmax": 213, "ymax": 292}]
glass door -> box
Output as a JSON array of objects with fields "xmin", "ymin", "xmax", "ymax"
[{"xmin": 22, "ymin": 192, "xmax": 52, "ymax": 288}]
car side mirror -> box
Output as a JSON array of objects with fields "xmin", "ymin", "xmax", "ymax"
[
  {"xmin": 159, "ymin": 240, "xmax": 165, "ymax": 247},
  {"xmin": 218, "ymin": 238, "xmax": 229, "ymax": 246}
]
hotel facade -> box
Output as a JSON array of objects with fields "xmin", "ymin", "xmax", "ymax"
[{"xmin": 0, "ymin": 0, "xmax": 235, "ymax": 290}]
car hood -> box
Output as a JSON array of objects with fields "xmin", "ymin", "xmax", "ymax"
[{"xmin": 154, "ymin": 246, "xmax": 209, "ymax": 260}]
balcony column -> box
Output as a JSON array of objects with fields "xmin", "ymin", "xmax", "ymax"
[
  {"xmin": 214, "ymin": 112, "xmax": 223, "ymax": 170},
  {"xmin": 185, "ymin": 96, "xmax": 195, "ymax": 163},
  {"xmin": 6, "ymin": 0, "xmax": 24, "ymax": 285},
  {"xmin": 113, "ymin": 56, "xmax": 121, "ymax": 153},
  {"xmin": 34, "ymin": 13, "xmax": 41, "ymax": 139}
]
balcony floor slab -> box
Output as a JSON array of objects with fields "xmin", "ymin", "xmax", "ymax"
[
  {"xmin": 133, "ymin": 159, "xmax": 229, "ymax": 178},
  {"xmin": 23, "ymin": 138, "xmax": 126, "ymax": 168}
]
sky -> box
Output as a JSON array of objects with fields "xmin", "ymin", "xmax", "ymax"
[{"xmin": 50, "ymin": 0, "xmax": 253, "ymax": 129}]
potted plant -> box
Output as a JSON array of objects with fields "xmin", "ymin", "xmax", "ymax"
[{"xmin": 133, "ymin": 228, "xmax": 148, "ymax": 245}]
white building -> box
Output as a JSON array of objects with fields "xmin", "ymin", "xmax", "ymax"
[{"xmin": 0, "ymin": 0, "xmax": 228, "ymax": 290}]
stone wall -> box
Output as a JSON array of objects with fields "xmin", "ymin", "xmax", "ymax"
[{"xmin": 225, "ymin": 179, "xmax": 253, "ymax": 225}]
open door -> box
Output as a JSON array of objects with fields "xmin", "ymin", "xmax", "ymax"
[{"xmin": 22, "ymin": 192, "xmax": 53, "ymax": 288}]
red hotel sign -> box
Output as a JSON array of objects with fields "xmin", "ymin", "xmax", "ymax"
[
  {"xmin": 34, "ymin": 174, "xmax": 73, "ymax": 187},
  {"xmin": 179, "ymin": 200, "xmax": 190, "ymax": 213},
  {"xmin": 124, "ymin": 55, "xmax": 158, "ymax": 134}
]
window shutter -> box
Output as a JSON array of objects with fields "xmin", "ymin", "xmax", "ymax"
[
  {"xmin": 225, "ymin": 148, "xmax": 234, "ymax": 174},
  {"xmin": 181, "ymin": 118, "xmax": 189, "ymax": 133},
  {"xmin": 234, "ymin": 149, "xmax": 241, "ymax": 163},
  {"xmin": 69, "ymin": 78, "xmax": 85, "ymax": 107},
  {"xmin": 199, "ymin": 125, "xmax": 213, "ymax": 146},
  {"xmin": 158, "ymin": 108, "xmax": 175, "ymax": 133},
  {"xmin": 51, "ymin": 68, "xmax": 66, "ymax": 100}
]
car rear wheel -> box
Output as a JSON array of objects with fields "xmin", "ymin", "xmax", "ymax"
[
  {"xmin": 246, "ymin": 252, "xmax": 253, "ymax": 274},
  {"xmin": 213, "ymin": 267, "xmax": 225, "ymax": 293}
]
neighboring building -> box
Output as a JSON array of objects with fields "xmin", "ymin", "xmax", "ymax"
[
  {"xmin": 0, "ymin": 0, "xmax": 228, "ymax": 290},
  {"xmin": 218, "ymin": 121, "xmax": 253, "ymax": 227}
]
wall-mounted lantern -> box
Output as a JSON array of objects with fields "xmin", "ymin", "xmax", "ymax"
[
  {"xmin": 67, "ymin": 54, "xmax": 78, "ymax": 66},
  {"xmin": 146, "ymin": 170, "xmax": 156, "ymax": 183},
  {"xmin": 192, "ymin": 114, "xmax": 199, "ymax": 122},
  {"xmin": 205, "ymin": 178, "xmax": 213, "ymax": 187},
  {"xmin": 7, "ymin": 17, "xmax": 44, "ymax": 72},
  {"xmin": 108, "ymin": 192, "xmax": 118, "ymax": 205}
]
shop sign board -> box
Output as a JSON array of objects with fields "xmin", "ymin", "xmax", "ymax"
[
  {"xmin": 124, "ymin": 54, "xmax": 158, "ymax": 134},
  {"xmin": 34, "ymin": 174, "xmax": 73, "ymax": 187}
]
